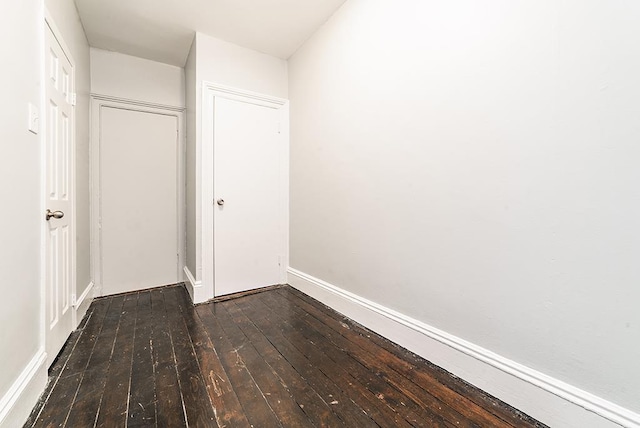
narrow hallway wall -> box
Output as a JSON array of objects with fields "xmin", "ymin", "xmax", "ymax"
[
  {"xmin": 289, "ymin": 0, "xmax": 640, "ymax": 424},
  {"xmin": 0, "ymin": 1, "xmax": 46, "ymax": 425}
]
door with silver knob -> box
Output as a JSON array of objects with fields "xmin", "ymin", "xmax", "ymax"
[
  {"xmin": 44, "ymin": 20, "xmax": 75, "ymax": 367},
  {"xmin": 213, "ymin": 96, "xmax": 286, "ymax": 297}
]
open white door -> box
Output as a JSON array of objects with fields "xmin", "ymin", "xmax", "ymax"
[
  {"xmin": 44, "ymin": 21, "xmax": 74, "ymax": 365},
  {"xmin": 213, "ymin": 96, "xmax": 287, "ymax": 296}
]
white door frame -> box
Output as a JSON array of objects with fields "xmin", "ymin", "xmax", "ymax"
[
  {"xmin": 42, "ymin": 11, "xmax": 77, "ymax": 365},
  {"xmin": 199, "ymin": 82, "xmax": 289, "ymax": 302},
  {"xmin": 90, "ymin": 95, "xmax": 186, "ymax": 297}
]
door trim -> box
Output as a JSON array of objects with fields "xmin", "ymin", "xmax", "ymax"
[
  {"xmin": 198, "ymin": 82, "xmax": 289, "ymax": 303},
  {"xmin": 90, "ymin": 95, "xmax": 186, "ymax": 297},
  {"xmin": 42, "ymin": 10, "xmax": 77, "ymax": 366}
]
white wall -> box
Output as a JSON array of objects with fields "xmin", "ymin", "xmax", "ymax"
[
  {"xmin": 289, "ymin": 0, "xmax": 640, "ymax": 423},
  {"xmin": 185, "ymin": 36, "xmax": 198, "ymax": 280},
  {"xmin": 185, "ymin": 32, "xmax": 288, "ymax": 299},
  {"xmin": 0, "ymin": 0, "xmax": 46, "ymax": 425},
  {"xmin": 45, "ymin": 0, "xmax": 92, "ymax": 306},
  {"xmin": 196, "ymin": 33, "xmax": 288, "ymax": 99},
  {"xmin": 90, "ymin": 48, "xmax": 185, "ymax": 107}
]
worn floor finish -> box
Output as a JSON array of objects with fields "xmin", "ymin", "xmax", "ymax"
[{"xmin": 25, "ymin": 285, "xmax": 546, "ymax": 427}]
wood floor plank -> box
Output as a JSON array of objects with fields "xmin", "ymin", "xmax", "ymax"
[
  {"xmin": 94, "ymin": 293, "xmax": 139, "ymax": 428},
  {"xmin": 150, "ymin": 287, "xmax": 187, "ymax": 428},
  {"xmin": 264, "ymin": 295, "xmax": 464, "ymax": 427},
  {"xmin": 60, "ymin": 298, "xmax": 112, "ymax": 377},
  {"xmin": 32, "ymin": 373, "xmax": 83, "ymax": 428},
  {"xmin": 226, "ymin": 299, "xmax": 377, "ymax": 428},
  {"xmin": 281, "ymin": 293, "xmax": 461, "ymax": 425},
  {"xmin": 278, "ymin": 287, "xmax": 522, "ymax": 428},
  {"xmin": 245, "ymin": 293, "xmax": 440, "ymax": 428},
  {"xmin": 174, "ymin": 286, "xmax": 250, "ymax": 428},
  {"xmin": 212, "ymin": 300, "xmax": 318, "ymax": 427},
  {"xmin": 32, "ymin": 297, "xmax": 112, "ymax": 427},
  {"xmin": 196, "ymin": 304, "xmax": 282, "ymax": 428},
  {"xmin": 238, "ymin": 294, "xmax": 407, "ymax": 428},
  {"xmin": 24, "ymin": 329, "xmax": 82, "ymax": 427},
  {"xmin": 128, "ymin": 291, "xmax": 157, "ymax": 427},
  {"xmin": 222, "ymin": 299, "xmax": 346, "ymax": 427},
  {"xmin": 65, "ymin": 295, "xmax": 126, "ymax": 427},
  {"xmin": 28, "ymin": 284, "xmax": 544, "ymax": 428},
  {"xmin": 286, "ymin": 286, "xmax": 546, "ymax": 428},
  {"xmin": 163, "ymin": 287, "xmax": 218, "ymax": 427}
]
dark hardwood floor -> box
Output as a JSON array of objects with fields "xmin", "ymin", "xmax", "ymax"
[{"xmin": 25, "ymin": 284, "xmax": 546, "ymax": 427}]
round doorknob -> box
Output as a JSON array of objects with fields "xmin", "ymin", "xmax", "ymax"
[
  {"xmin": 46, "ymin": 209, "xmax": 64, "ymax": 221},
  {"xmin": 217, "ymin": 199, "xmax": 225, "ymax": 206}
]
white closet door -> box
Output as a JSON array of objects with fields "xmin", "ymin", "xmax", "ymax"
[
  {"xmin": 100, "ymin": 107, "xmax": 178, "ymax": 296},
  {"xmin": 214, "ymin": 97, "xmax": 285, "ymax": 296}
]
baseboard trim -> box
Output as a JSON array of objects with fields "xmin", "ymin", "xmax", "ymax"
[
  {"xmin": 183, "ymin": 266, "xmax": 207, "ymax": 304},
  {"xmin": 0, "ymin": 350, "xmax": 47, "ymax": 427},
  {"xmin": 183, "ymin": 265, "xmax": 201, "ymax": 288},
  {"xmin": 287, "ymin": 267, "xmax": 639, "ymax": 428},
  {"xmin": 73, "ymin": 281, "xmax": 93, "ymax": 309},
  {"xmin": 73, "ymin": 281, "xmax": 94, "ymax": 328}
]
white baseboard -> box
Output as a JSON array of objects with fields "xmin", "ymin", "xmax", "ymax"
[
  {"xmin": 0, "ymin": 350, "xmax": 47, "ymax": 428},
  {"xmin": 287, "ymin": 267, "xmax": 639, "ymax": 428},
  {"xmin": 73, "ymin": 281, "xmax": 93, "ymax": 309},
  {"xmin": 73, "ymin": 281, "xmax": 94, "ymax": 328},
  {"xmin": 183, "ymin": 266, "xmax": 207, "ymax": 303}
]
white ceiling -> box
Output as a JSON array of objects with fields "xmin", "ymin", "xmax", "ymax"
[{"xmin": 74, "ymin": 0, "xmax": 347, "ymax": 66}]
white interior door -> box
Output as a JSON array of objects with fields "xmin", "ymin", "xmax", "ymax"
[
  {"xmin": 100, "ymin": 107, "xmax": 178, "ymax": 296},
  {"xmin": 45, "ymin": 22, "xmax": 74, "ymax": 364},
  {"xmin": 214, "ymin": 97, "xmax": 285, "ymax": 296}
]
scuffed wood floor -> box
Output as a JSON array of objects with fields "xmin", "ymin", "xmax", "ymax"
[{"xmin": 25, "ymin": 284, "xmax": 546, "ymax": 427}]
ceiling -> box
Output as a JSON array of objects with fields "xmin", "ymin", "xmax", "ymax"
[{"xmin": 74, "ymin": 0, "xmax": 347, "ymax": 66}]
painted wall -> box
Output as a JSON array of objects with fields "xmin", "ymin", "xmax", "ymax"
[
  {"xmin": 196, "ymin": 33, "xmax": 288, "ymax": 99},
  {"xmin": 185, "ymin": 32, "xmax": 288, "ymax": 295},
  {"xmin": 90, "ymin": 48, "xmax": 185, "ymax": 107},
  {"xmin": 0, "ymin": 0, "xmax": 45, "ymax": 425},
  {"xmin": 289, "ymin": 0, "xmax": 640, "ymax": 416},
  {"xmin": 185, "ymin": 36, "xmax": 198, "ymax": 279},
  {"xmin": 45, "ymin": 0, "xmax": 92, "ymax": 303}
]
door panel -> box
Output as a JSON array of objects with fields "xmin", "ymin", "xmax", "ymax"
[
  {"xmin": 45, "ymin": 23, "xmax": 74, "ymax": 365},
  {"xmin": 100, "ymin": 108, "xmax": 178, "ymax": 296},
  {"xmin": 214, "ymin": 97, "xmax": 284, "ymax": 296}
]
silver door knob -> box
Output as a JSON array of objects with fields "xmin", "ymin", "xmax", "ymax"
[
  {"xmin": 217, "ymin": 199, "xmax": 225, "ymax": 206},
  {"xmin": 46, "ymin": 209, "xmax": 64, "ymax": 220}
]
